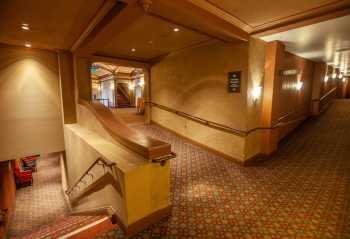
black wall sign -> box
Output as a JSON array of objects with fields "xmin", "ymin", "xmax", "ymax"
[{"xmin": 228, "ymin": 71, "xmax": 241, "ymax": 93}]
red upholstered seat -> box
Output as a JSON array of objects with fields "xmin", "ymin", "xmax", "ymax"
[{"xmin": 14, "ymin": 159, "xmax": 33, "ymax": 187}]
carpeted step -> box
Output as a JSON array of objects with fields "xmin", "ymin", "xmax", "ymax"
[{"xmin": 11, "ymin": 215, "xmax": 113, "ymax": 239}]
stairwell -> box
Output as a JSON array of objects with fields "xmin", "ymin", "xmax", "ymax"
[{"xmin": 116, "ymin": 84, "xmax": 131, "ymax": 108}]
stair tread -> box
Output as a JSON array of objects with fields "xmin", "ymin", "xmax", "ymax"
[{"xmin": 12, "ymin": 215, "xmax": 106, "ymax": 239}]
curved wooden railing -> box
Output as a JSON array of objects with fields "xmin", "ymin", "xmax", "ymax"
[
  {"xmin": 65, "ymin": 157, "xmax": 116, "ymax": 197},
  {"xmin": 79, "ymin": 99, "xmax": 171, "ymax": 159},
  {"xmin": 147, "ymin": 102, "xmax": 311, "ymax": 137}
]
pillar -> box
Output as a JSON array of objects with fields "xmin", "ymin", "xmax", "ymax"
[
  {"xmin": 57, "ymin": 51, "xmax": 77, "ymax": 124},
  {"xmin": 260, "ymin": 41, "xmax": 285, "ymax": 155},
  {"xmin": 311, "ymin": 62, "xmax": 327, "ymax": 115}
]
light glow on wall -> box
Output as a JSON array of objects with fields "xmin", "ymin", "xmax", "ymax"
[
  {"xmin": 128, "ymin": 82, "xmax": 135, "ymax": 90},
  {"xmin": 252, "ymin": 85, "xmax": 262, "ymax": 101},
  {"xmin": 295, "ymin": 81, "xmax": 303, "ymax": 91}
]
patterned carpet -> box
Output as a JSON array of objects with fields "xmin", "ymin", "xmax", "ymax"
[
  {"xmin": 9, "ymin": 155, "xmax": 69, "ymax": 237},
  {"xmin": 97, "ymin": 100, "xmax": 350, "ymax": 239}
]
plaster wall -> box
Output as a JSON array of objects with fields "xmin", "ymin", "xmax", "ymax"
[
  {"xmin": 0, "ymin": 45, "xmax": 64, "ymax": 161},
  {"xmin": 151, "ymin": 40, "xmax": 250, "ymax": 161}
]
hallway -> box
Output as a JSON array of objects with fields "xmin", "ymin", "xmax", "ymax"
[{"xmin": 99, "ymin": 100, "xmax": 350, "ymax": 238}]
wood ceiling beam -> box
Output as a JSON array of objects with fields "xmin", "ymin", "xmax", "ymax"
[
  {"xmin": 71, "ymin": 0, "xmax": 117, "ymax": 52},
  {"xmin": 76, "ymin": 0, "xmax": 147, "ymax": 56}
]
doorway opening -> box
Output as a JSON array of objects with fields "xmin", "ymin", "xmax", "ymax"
[{"xmin": 90, "ymin": 62, "xmax": 146, "ymax": 124}]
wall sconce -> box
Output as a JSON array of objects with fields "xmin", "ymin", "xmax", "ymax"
[
  {"xmin": 295, "ymin": 81, "xmax": 303, "ymax": 91},
  {"xmin": 139, "ymin": 79, "xmax": 145, "ymax": 86},
  {"xmin": 324, "ymin": 76, "xmax": 329, "ymax": 82},
  {"xmin": 252, "ymin": 85, "xmax": 262, "ymax": 101},
  {"xmin": 339, "ymin": 73, "xmax": 343, "ymax": 80},
  {"xmin": 128, "ymin": 82, "xmax": 135, "ymax": 90},
  {"xmin": 342, "ymin": 78, "xmax": 346, "ymax": 83},
  {"xmin": 332, "ymin": 73, "xmax": 337, "ymax": 79}
]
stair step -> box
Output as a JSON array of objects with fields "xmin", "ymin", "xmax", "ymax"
[{"xmin": 13, "ymin": 215, "xmax": 112, "ymax": 239}]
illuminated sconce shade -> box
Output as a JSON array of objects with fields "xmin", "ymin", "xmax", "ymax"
[
  {"xmin": 252, "ymin": 86, "xmax": 262, "ymax": 101},
  {"xmin": 324, "ymin": 76, "xmax": 329, "ymax": 82},
  {"xmin": 128, "ymin": 82, "xmax": 135, "ymax": 90},
  {"xmin": 295, "ymin": 81, "xmax": 303, "ymax": 91},
  {"xmin": 332, "ymin": 73, "xmax": 337, "ymax": 79}
]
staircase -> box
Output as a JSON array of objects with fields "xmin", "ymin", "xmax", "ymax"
[
  {"xmin": 117, "ymin": 84, "xmax": 131, "ymax": 108},
  {"xmin": 11, "ymin": 215, "xmax": 117, "ymax": 239}
]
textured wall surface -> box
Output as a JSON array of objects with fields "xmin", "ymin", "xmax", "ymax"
[
  {"xmin": 151, "ymin": 40, "xmax": 251, "ymax": 161},
  {"xmin": 0, "ymin": 45, "xmax": 64, "ymax": 160}
]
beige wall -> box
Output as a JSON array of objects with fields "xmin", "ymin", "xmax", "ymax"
[
  {"xmin": 151, "ymin": 40, "xmax": 262, "ymax": 161},
  {"xmin": 0, "ymin": 44, "xmax": 64, "ymax": 160}
]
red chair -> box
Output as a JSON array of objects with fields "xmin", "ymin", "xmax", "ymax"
[
  {"xmin": 22, "ymin": 155, "xmax": 39, "ymax": 172},
  {"xmin": 14, "ymin": 159, "xmax": 33, "ymax": 187}
]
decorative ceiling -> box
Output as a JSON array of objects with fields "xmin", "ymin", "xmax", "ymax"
[
  {"xmin": 91, "ymin": 62, "xmax": 142, "ymax": 80},
  {"xmin": 197, "ymin": 0, "xmax": 350, "ymax": 33}
]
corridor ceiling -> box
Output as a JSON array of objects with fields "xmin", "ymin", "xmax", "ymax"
[
  {"xmin": 261, "ymin": 15, "xmax": 350, "ymax": 75},
  {"xmin": 0, "ymin": 0, "xmax": 105, "ymax": 50},
  {"xmin": 95, "ymin": 15, "xmax": 211, "ymax": 61}
]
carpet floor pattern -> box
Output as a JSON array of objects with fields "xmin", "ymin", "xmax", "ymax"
[
  {"xmin": 9, "ymin": 155, "xmax": 69, "ymax": 237},
  {"xmin": 97, "ymin": 100, "xmax": 350, "ymax": 239}
]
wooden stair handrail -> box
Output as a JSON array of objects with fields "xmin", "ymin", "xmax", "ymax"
[
  {"xmin": 79, "ymin": 99, "xmax": 171, "ymax": 159},
  {"xmin": 66, "ymin": 157, "xmax": 116, "ymax": 196}
]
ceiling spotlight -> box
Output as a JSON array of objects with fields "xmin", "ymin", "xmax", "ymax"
[
  {"xmin": 25, "ymin": 43, "xmax": 31, "ymax": 48},
  {"xmin": 131, "ymin": 48, "xmax": 136, "ymax": 52},
  {"xmin": 21, "ymin": 25, "xmax": 29, "ymax": 30},
  {"xmin": 173, "ymin": 28, "xmax": 179, "ymax": 32}
]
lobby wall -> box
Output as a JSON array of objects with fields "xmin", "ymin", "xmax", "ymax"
[
  {"xmin": 151, "ymin": 39, "xmax": 256, "ymax": 162},
  {"xmin": 0, "ymin": 44, "xmax": 64, "ymax": 161}
]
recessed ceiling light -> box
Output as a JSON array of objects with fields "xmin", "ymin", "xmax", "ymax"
[
  {"xmin": 173, "ymin": 28, "xmax": 179, "ymax": 32},
  {"xmin": 131, "ymin": 48, "xmax": 136, "ymax": 52},
  {"xmin": 25, "ymin": 43, "xmax": 31, "ymax": 48},
  {"xmin": 21, "ymin": 23, "xmax": 30, "ymax": 30}
]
